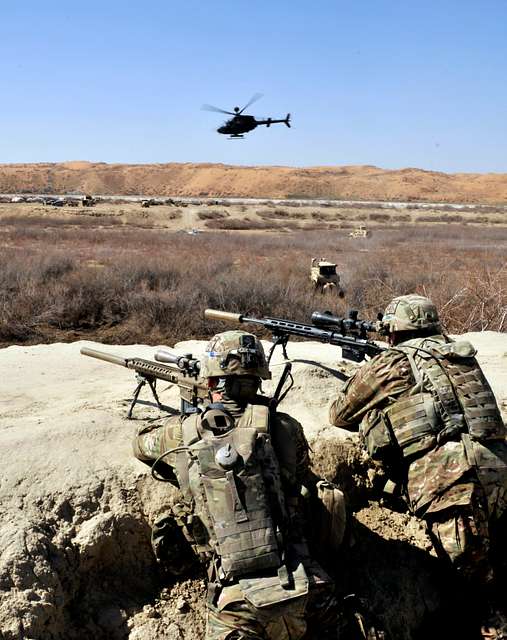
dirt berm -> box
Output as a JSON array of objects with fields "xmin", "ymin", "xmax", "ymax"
[{"xmin": 1, "ymin": 334, "xmax": 506, "ymax": 639}]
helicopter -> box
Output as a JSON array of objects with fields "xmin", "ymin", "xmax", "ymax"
[{"xmin": 202, "ymin": 93, "xmax": 291, "ymax": 138}]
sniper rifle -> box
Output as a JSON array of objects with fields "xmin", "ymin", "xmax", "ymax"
[
  {"xmin": 80, "ymin": 346, "xmax": 208, "ymax": 418},
  {"xmin": 204, "ymin": 309, "xmax": 384, "ymax": 363}
]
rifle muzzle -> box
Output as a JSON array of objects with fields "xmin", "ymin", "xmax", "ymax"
[
  {"xmin": 204, "ymin": 309, "xmax": 243, "ymax": 324},
  {"xmin": 80, "ymin": 346, "xmax": 127, "ymax": 367}
]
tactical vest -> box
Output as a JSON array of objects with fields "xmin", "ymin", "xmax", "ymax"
[
  {"xmin": 383, "ymin": 336, "xmax": 505, "ymax": 460},
  {"xmin": 172, "ymin": 404, "xmax": 287, "ymax": 583}
]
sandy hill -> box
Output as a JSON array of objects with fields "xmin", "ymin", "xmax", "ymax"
[{"xmin": 0, "ymin": 161, "xmax": 507, "ymax": 203}]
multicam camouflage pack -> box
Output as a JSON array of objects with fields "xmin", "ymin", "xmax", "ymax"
[
  {"xmin": 377, "ymin": 336, "xmax": 505, "ymax": 460},
  {"xmin": 171, "ymin": 402, "xmax": 287, "ymax": 582}
]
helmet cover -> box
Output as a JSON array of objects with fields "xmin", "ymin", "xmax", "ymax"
[
  {"xmin": 380, "ymin": 294, "xmax": 440, "ymax": 334},
  {"xmin": 201, "ymin": 330, "xmax": 271, "ymax": 379}
]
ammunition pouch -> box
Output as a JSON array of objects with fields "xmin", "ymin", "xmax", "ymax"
[
  {"xmin": 239, "ymin": 562, "xmax": 309, "ymax": 608},
  {"xmin": 360, "ymin": 408, "xmax": 394, "ymax": 461},
  {"xmin": 384, "ymin": 393, "xmax": 439, "ymax": 459}
]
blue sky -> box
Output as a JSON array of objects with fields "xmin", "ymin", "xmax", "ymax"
[{"xmin": 1, "ymin": 0, "xmax": 506, "ymax": 172}]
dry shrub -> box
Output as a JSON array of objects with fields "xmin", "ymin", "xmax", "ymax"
[
  {"xmin": 368, "ymin": 213, "xmax": 391, "ymax": 222},
  {"xmin": 417, "ymin": 214, "xmax": 463, "ymax": 223},
  {"xmin": 257, "ymin": 209, "xmax": 306, "ymax": 220},
  {"xmin": 310, "ymin": 211, "xmax": 346, "ymax": 222},
  {"xmin": 197, "ymin": 210, "xmax": 228, "ymax": 220},
  {"xmin": 204, "ymin": 218, "xmax": 300, "ymax": 231},
  {"xmin": 1, "ymin": 214, "xmax": 122, "ymax": 227},
  {"xmin": 0, "ymin": 222, "xmax": 505, "ymax": 345}
]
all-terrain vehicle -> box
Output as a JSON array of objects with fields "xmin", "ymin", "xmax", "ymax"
[{"xmin": 310, "ymin": 258, "xmax": 345, "ymax": 296}]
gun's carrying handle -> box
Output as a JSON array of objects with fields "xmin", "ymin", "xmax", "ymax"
[{"xmin": 204, "ymin": 309, "xmax": 243, "ymax": 324}]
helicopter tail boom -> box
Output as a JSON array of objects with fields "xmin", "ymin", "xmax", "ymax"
[{"xmin": 256, "ymin": 113, "xmax": 291, "ymax": 128}]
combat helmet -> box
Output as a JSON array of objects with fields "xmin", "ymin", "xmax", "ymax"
[
  {"xmin": 201, "ymin": 330, "xmax": 271, "ymax": 379},
  {"xmin": 380, "ymin": 294, "xmax": 440, "ymax": 334}
]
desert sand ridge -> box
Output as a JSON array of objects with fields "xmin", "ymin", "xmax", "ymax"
[{"xmin": 1, "ymin": 161, "xmax": 507, "ymax": 203}]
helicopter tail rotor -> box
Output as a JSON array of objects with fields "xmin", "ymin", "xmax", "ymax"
[{"xmin": 285, "ymin": 113, "xmax": 291, "ymax": 128}]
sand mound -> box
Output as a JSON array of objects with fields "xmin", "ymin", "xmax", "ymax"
[
  {"xmin": 1, "ymin": 334, "xmax": 506, "ymax": 639},
  {"xmin": 1, "ymin": 162, "xmax": 507, "ymax": 203}
]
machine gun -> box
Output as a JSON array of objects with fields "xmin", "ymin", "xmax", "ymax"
[
  {"xmin": 204, "ymin": 309, "xmax": 384, "ymax": 363},
  {"xmin": 80, "ymin": 346, "xmax": 208, "ymax": 418}
]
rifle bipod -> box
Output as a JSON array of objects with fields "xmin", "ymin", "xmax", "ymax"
[{"xmin": 128, "ymin": 374, "xmax": 163, "ymax": 419}]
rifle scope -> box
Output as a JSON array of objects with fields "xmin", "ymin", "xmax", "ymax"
[
  {"xmin": 155, "ymin": 349, "xmax": 200, "ymax": 375},
  {"xmin": 311, "ymin": 310, "xmax": 377, "ymax": 336}
]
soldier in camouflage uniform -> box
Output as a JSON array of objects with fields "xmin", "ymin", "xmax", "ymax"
[
  {"xmin": 134, "ymin": 330, "xmax": 346, "ymax": 640},
  {"xmin": 329, "ymin": 295, "xmax": 507, "ymax": 590}
]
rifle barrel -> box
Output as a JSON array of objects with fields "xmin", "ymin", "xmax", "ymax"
[
  {"xmin": 204, "ymin": 309, "xmax": 243, "ymax": 323},
  {"xmin": 80, "ymin": 346, "xmax": 127, "ymax": 368}
]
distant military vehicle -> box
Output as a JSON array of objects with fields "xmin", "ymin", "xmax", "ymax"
[
  {"xmin": 310, "ymin": 258, "xmax": 345, "ymax": 296},
  {"xmin": 82, "ymin": 195, "xmax": 96, "ymax": 207},
  {"xmin": 46, "ymin": 198, "xmax": 65, "ymax": 207},
  {"xmin": 348, "ymin": 225, "xmax": 369, "ymax": 239}
]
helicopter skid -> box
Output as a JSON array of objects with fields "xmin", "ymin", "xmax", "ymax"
[{"xmin": 228, "ymin": 134, "xmax": 244, "ymax": 139}]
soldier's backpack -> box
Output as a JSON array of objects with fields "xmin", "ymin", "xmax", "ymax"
[
  {"xmin": 171, "ymin": 403, "xmax": 288, "ymax": 583},
  {"xmin": 383, "ymin": 337, "xmax": 505, "ymax": 460}
]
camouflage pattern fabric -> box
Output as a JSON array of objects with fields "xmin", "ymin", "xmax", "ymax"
[
  {"xmin": 424, "ymin": 480, "xmax": 493, "ymax": 584},
  {"xmin": 133, "ymin": 400, "xmax": 340, "ymax": 637},
  {"xmin": 206, "ymin": 561, "xmax": 338, "ymax": 640},
  {"xmin": 329, "ymin": 334, "xmax": 507, "ymax": 583}
]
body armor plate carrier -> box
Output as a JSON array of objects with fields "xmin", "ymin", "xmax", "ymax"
[
  {"xmin": 173, "ymin": 404, "xmax": 287, "ymax": 582},
  {"xmin": 384, "ymin": 337, "xmax": 505, "ymax": 460}
]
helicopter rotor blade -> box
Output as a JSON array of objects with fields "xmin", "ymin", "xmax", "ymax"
[
  {"xmin": 201, "ymin": 104, "xmax": 235, "ymax": 115},
  {"xmin": 238, "ymin": 92, "xmax": 264, "ymax": 114}
]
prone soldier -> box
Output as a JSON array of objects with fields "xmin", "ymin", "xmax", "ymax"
[
  {"xmin": 133, "ymin": 330, "xmax": 350, "ymax": 640},
  {"xmin": 328, "ymin": 295, "xmax": 507, "ymax": 633}
]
